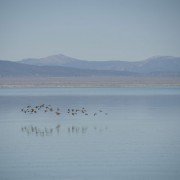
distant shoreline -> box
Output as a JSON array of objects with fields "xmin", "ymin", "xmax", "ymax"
[{"xmin": 0, "ymin": 77, "xmax": 180, "ymax": 88}]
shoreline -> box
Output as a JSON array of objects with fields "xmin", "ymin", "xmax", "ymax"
[
  {"xmin": 0, "ymin": 77, "xmax": 180, "ymax": 88},
  {"xmin": 0, "ymin": 84, "xmax": 180, "ymax": 89}
]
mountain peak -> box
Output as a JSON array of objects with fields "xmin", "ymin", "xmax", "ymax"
[
  {"xmin": 45, "ymin": 53, "xmax": 71, "ymax": 59},
  {"xmin": 145, "ymin": 56, "xmax": 177, "ymax": 62},
  {"xmin": 20, "ymin": 53, "xmax": 82, "ymax": 66}
]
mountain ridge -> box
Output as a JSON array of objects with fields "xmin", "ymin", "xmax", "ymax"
[
  {"xmin": 0, "ymin": 60, "xmax": 138, "ymax": 77},
  {"xmin": 0, "ymin": 54, "xmax": 180, "ymax": 77},
  {"xmin": 19, "ymin": 54, "xmax": 180, "ymax": 73}
]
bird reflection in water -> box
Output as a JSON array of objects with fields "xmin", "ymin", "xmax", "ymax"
[{"xmin": 20, "ymin": 124, "xmax": 108, "ymax": 137}]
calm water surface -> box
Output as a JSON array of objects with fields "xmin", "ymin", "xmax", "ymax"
[{"xmin": 0, "ymin": 87, "xmax": 180, "ymax": 180}]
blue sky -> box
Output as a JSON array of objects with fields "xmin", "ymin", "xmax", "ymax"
[{"xmin": 0, "ymin": 0, "xmax": 180, "ymax": 61}]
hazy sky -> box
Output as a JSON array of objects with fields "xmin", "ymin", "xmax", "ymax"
[{"xmin": 0, "ymin": 0, "xmax": 180, "ymax": 61}]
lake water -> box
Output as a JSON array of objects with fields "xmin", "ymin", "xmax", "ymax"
[{"xmin": 0, "ymin": 87, "xmax": 180, "ymax": 180}]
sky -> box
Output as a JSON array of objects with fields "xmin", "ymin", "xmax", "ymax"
[{"xmin": 0, "ymin": 0, "xmax": 180, "ymax": 61}]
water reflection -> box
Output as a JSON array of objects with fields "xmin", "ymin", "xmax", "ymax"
[{"xmin": 21, "ymin": 124, "xmax": 108, "ymax": 137}]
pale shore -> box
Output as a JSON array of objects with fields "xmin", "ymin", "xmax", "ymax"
[{"xmin": 0, "ymin": 77, "xmax": 180, "ymax": 88}]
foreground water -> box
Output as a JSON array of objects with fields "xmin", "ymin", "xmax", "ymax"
[{"xmin": 0, "ymin": 87, "xmax": 180, "ymax": 180}]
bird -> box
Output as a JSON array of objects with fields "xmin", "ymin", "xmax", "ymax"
[
  {"xmin": 56, "ymin": 112, "xmax": 60, "ymax": 115},
  {"xmin": 56, "ymin": 124, "xmax": 61, "ymax": 129}
]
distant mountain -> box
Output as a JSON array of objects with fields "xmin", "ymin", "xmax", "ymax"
[
  {"xmin": 20, "ymin": 54, "xmax": 134, "ymax": 71},
  {"xmin": 20, "ymin": 54, "xmax": 80, "ymax": 66},
  {"xmin": 19, "ymin": 54, "xmax": 180, "ymax": 75},
  {"xmin": 1, "ymin": 54, "xmax": 180, "ymax": 77},
  {"xmin": 0, "ymin": 60, "xmax": 137, "ymax": 77}
]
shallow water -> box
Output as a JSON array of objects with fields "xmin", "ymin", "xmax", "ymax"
[{"xmin": 0, "ymin": 87, "xmax": 180, "ymax": 180}]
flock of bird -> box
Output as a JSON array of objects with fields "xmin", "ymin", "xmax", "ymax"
[
  {"xmin": 21, "ymin": 124, "xmax": 108, "ymax": 136},
  {"xmin": 20, "ymin": 104, "xmax": 109, "ymax": 136},
  {"xmin": 21, "ymin": 104, "xmax": 60, "ymax": 115},
  {"xmin": 21, "ymin": 104, "xmax": 108, "ymax": 118}
]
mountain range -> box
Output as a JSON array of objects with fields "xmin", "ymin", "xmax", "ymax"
[{"xmin": 0, "ymin": 54, "xmax": 180, "ymax": 77}]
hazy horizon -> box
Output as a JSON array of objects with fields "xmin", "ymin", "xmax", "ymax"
[
  {"xmin": 1, "ymin": 53, "xmax": 180, "ymax": 62},
  {"xmin": 0, "ymin": 0, "xmax": 180, "ymax": 61}
]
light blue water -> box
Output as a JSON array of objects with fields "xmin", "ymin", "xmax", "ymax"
[
  {"xmin": 0, "ymin": 87, "xmax": 180, "ymax": 96},
  {"xmin": 0, "ymin": 87, "xmax": 180, "ymax": 180}
]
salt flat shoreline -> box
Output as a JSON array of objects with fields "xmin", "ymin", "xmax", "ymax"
[{"xmin": 0, "ymin": 77, "xmax": 180, "ymax": 88}]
